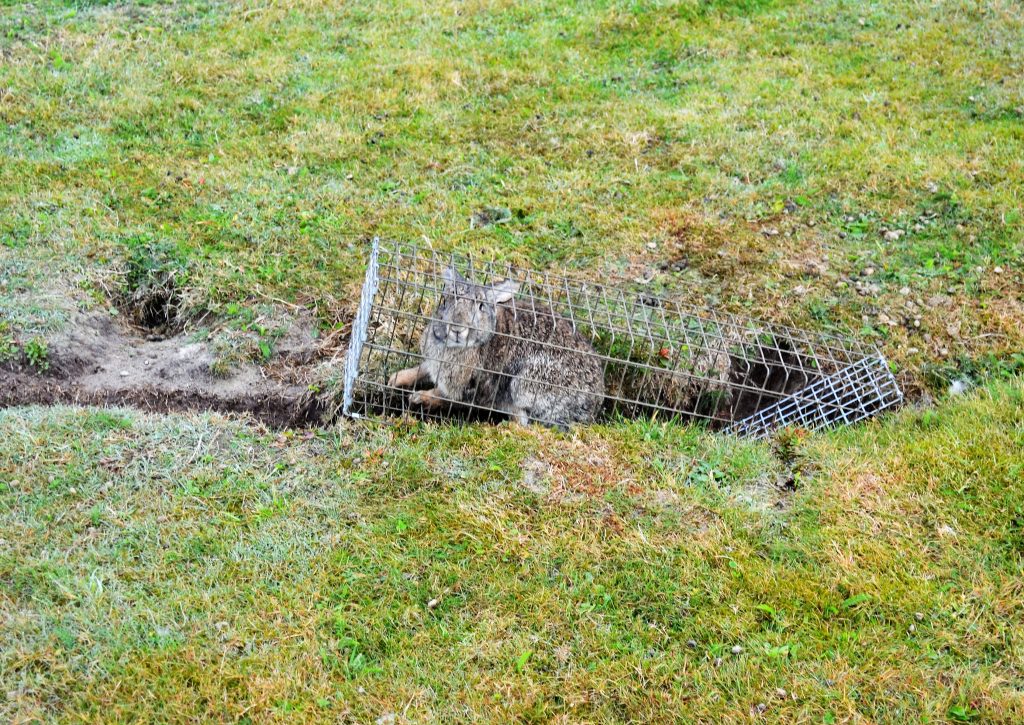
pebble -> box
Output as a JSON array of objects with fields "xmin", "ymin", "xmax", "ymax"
[
  {"xmin": 776, "ymin": 688, "xmax": 788, "ymax": 698},
  {"xmin": 686, "ymin": 639, "xmax": 698, "ymax": 649},
  {"xmin": 863, "ymin": 267, "xmax": 875, "ymax": 276},
  {"xmin": 883, "ymin": 229, "xmax": 904, "ymax": 241},
  {"xmin": 994, "ymin": 266, "xmax": 1004, "ymax": 274},
  {"xmin": 899, "ymin": 286, "xmax": 911, "ymax": 295},
  {"xmin": 647, "ymin": 242, "xmax": 658, "ymax": 250},
  {"xmin": 120, "ymin": 370, "xmax": 129, "ymax": 377},
  {"xmin": 915, "ymin": 612, "xmax": 924, "ymax": 621},
  {"xmin": 731, "ymin": 645, "xmax": 743, "ymax": 655},
  {"xmin": 713, "ymin": 657, "xmax": 723, "ymax": 667},
  {"xmin": 427, "ymin": 597, "xmax": 440, "ymax": 609}
]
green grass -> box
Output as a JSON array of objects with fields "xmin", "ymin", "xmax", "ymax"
[
  {"xmin": 1, "ymin": 0, "xmax": 1022, "ymax": 384},
  {"xmin": 3, "ymin": 0, "xmax": 1024, "ymax": 721},
  {"xmin": 2, "ymin": 381, "xmax": 1023, "ymax": 721}
]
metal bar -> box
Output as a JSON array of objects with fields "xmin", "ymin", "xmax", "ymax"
[{"xmin": 342, "ymin": 238, "xmax": 380, "ymax": 417}]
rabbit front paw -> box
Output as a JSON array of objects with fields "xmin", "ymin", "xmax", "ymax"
[
  {"xmin": 388, "ymin": 365, "xmax": 423, "ymax": 388},
  {"xmin": 409, "ymin": 389, "xmax": 444, "ymax": 408}
]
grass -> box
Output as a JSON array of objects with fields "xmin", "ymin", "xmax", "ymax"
[
  {"xmin": 1, "ymin": 0, "xmax": 1022, "ymax": 387},
  {"xmin": 2, "ymin": 0, "xmax": 1024, "ymax": 721},
  {"xmin": 2, "ymin": 381, "xmax": 1023, "ymax": 722}
]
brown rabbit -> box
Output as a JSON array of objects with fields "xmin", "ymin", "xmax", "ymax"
[{"xmin": 388, "ymin": 267, "xmax": 605, "ymax": 428}]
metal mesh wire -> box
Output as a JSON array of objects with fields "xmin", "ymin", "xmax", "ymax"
[{"xmin": 342, "ymin": 239, "xmax": 902, "ymax": 436}]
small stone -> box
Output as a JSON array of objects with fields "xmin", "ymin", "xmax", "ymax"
[
  {"xmin": 908, "ymin": 624, "xmax": 916, "ymax": 633},
  {"xmin": 120, "ymin": 370, "xmax": 129, "ymax": 377},
  {"xmin": 287, "ymin": 166, "xmax": 298, "ymax": 176},
  {"xmin": 926, "ymin": 181, "xmax": 939, "ymax": 193},
  {"xmin": 686, "ymin": 639, "xmax": 698, "ymax": 649},
  {"xmin": 647, "ymin": 242, "xmax": 658, "ymax": 250},
  {"xmin": 899, "ymin": 286, "xmax": 911, "ymax": 295},
  {"xmin": 908, "ymin": 347, "xmax": 919, "ymax": 354},
  {"xmin": 756, "ymin": 702, "xmax": 767, "ymax": 713},
  {"xmin": 713, "ymin": 657, "xmax": 723, "ymax": 667},
  {"xmin": 69, "ymin": 487, "xmax": 77, "ymax": 495},
  {"xmin": 994, "ymin": 266, "xmax": 1004, "ymax": 274},
  {"xmin": 915, "ymin": 612, "xmax": 924, "ymax": 621},
  {"xmin": 863, "ymin": 267, "xmax": 875, "ymax": 276},
  {"xmin": 731, "ymin": 645, "xmax": 743, "ymax": 655},
  {"xmin": 776, "ymin": 688, "xmax": 787, "ymax": 698},
  {"xmin": 427, "ymin": 597, "xmax": 440, "ymax": 609},
  {"xmin": 883, "ymin": 229, "xmax": 904, "ymax": 241}
]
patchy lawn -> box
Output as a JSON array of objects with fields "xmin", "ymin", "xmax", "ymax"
[
  {"xmin": 1, "ymin": 0, "xmax": 1022, "ymax": 389},
  {"xmin": 2, "ymin": 381, "xmax": 1023, "ymax": 721},
  {"xmin": 2, "ymin": 0, "xmax": 1023, "ymax": 722}
]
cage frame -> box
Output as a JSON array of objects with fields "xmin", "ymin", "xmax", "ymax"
[{"xmin": 342, "ymin": 238, "xmax": 902, "ymax": 437}]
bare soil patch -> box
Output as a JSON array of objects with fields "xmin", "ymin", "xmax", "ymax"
[{"xmin": 0, "ymin": 309, "xmax": 332, "ymax": 428}]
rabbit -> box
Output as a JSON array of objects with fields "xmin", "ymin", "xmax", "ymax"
[{"xmin": 387, "ymin": 266, "xmax": 605, "ymax": 428}]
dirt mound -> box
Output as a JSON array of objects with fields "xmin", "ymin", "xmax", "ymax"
[{"xmin": 0, "ymin": 310, "xmax": 332, "ymax": 428}]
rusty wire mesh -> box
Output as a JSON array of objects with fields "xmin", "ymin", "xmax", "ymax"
[{"xmin": 342, "ymin": 240, "xmax": 902, "ymax": 437}]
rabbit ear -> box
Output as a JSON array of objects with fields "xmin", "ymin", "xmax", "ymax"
[
  {"xmin": 485, "ymin": 279, "xmax": 520, "ymax": 304},
  {"xmin": 441, "ymin": 266, "xmax": 466, "ymax": 289}
]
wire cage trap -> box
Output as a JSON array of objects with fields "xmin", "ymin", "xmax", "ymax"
[{"xmin": 342, "ymin": 239, "xmax": 902, "ymax": 438}]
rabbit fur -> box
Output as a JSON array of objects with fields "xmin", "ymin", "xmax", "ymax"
[{"xmin": 388, "ymin": 266, "xmax": 604, "ymax": 428}]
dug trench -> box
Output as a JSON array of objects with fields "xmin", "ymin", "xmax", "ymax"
[
  {"xmin": 0, "ymin": 307, "xmax": 336, "ymax": 429},
  {"xmin": 0, "ymin": 268, "xmax": 900, "ymax": 432}
]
